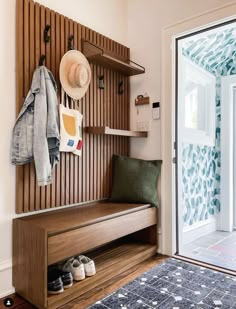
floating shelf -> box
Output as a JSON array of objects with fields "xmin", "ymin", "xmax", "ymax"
[
  {"xmin": 82, "ymin": 40, "xmax": 145, "ymax": 76},
  {"xmin": 86, "ymin": 126, "xmax": 148, "ymax": 137}
]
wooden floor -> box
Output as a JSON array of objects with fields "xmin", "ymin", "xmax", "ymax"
[{"xmin": 0, "ymin": 254, "xmax": 168, "ymax": 309}]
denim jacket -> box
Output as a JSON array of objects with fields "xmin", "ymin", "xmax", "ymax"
[{"xmin": 11, "ymin": 66, "xmax": 60, "ymax": 186}]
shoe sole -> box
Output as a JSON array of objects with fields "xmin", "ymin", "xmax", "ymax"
[
  {"xmin": 64, "ymin": 282, "xmax": 73, "ymax": 289},
  {"xmin": 73, "ymin": 275, "xmax": 85, "ymax": 281},
  {"xmin": 48, "ymin": 288, "xmax": 64, "ymax": 294}
]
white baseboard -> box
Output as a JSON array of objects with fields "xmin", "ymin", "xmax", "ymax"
[
  {"xmin": 183, "ymin": 217, "xmax": 217, "ymax": 245},
  {"xmin": 0, "ymin": 259, "xmax": 15, "ymax": 298},
  {"xmin": 0, "ymin": 259, "xmax": 12, "ymax": 272}
]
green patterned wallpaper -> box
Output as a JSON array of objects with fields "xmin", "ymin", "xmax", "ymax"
[{"xmin": 181, "ymin": 27, "xmax": 236, "ymax": 226}]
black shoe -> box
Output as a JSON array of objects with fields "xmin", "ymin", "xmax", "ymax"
[
  {"xmin": 48, "ymin": 266, "xmax": 73, "ymax": 293},
  {"xmin": 59, "ymin": 270, "xmax": 73, "ymax": 289},
  {"xmin": 48, "ymin": 269, "xmax": 64, "ymax": 295}
]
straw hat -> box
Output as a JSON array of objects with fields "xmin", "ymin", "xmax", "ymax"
[{"xmin": 59, "ymin": 50, "xmax": 91, "ymax": 100}]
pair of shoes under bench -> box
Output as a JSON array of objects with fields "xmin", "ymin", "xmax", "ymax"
[
  {"xmin": 61, "ymin": 255, "xmax": 96, "ymax": 281},
  {"xmin": 48, "ymin": 267, "xmax": 73, "ymax": 294}
]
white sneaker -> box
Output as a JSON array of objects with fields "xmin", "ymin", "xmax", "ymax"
[
  {"xmin": 76, "ymin": 255, "xmax": 96, "ymax": 277},
  {"xmin": 60, "ymin": 258, "xmax": 85, "ymax": 281}
]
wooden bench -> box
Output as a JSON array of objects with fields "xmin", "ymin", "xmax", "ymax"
[{"xmin": 13, "ymin": 201, "xmax": 157, "ymax": 308}]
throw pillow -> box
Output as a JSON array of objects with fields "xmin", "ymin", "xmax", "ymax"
[{"xmin": 110, "ymin": 154, "xmax": 161, "ymax": 207}]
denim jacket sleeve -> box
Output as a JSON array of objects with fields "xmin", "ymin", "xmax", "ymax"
[
  {"xmin": 33, "ymin": 67, "xmax": 60, "ymax": 186},
  {"xmin": 33, "ymin": 68, "xmax": 52, "ymax": 186}
]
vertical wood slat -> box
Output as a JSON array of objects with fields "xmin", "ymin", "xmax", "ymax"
[
  {"xmin": 23, "ymin": 0, "xmax": 30, "ymax": 213},
  {"xmin": 88, "ymin": 33, "xmax": 93, "ymax": 201},
  {"xmin": 55, "ymin": 13, "xmax": 61, "ymax": 207},
  {"xmin": 77, "ymin": 23, "xmax": 82, "ymax": 203},
  {"xmin": 73, "ymin": 21, "xmax": 78, "ymax": 204},
  {"xmin": 16, "ymin": 0, "xmax": 130, "ymax": 213},
  {"xmin": 45, "ymin": 7, "xmax": 51, "ymax": 209},
  {"xmin": 16, "ymin": 0, "xmax": 24, "ymax": 214},
  {"xmin": 100, "ymin": 36, "xmax": 105, "ymax": 198},
  {"xmin": 104, "ymin": 37, "xmax": 110, "ymax": 198},
  {"xmin": 29, "ymin": 0, "xmax": 35, "ymax": 212},
  {"xmin": 126, "ymin": 47, "xmax": 130, "ymax": 156},
  {"xmin": 69, "ymin": 19, "xmax": 74, "ymax": 205},
  {"xmin": 64, "ymin": 17, "xmax": 70, "ymax": 205},
  {"xmin": 115, "ymin": 42, "xmax": 119, "ymax": 158},
  {"xmin": 39, "ymin": 4, "xmax": 46, "ymax": 210},
  {"xmin": 50, "ymin": 10, "xmax": 56, "ymax": 208},
  {"xmin": 96, "ymin": 33, "xmax": 100, "ymax": 200},
  {"xmin": 34, "ymin": 2, "xmax": 41, "ymax": 211},
  {"xmin": 109, "ymin": 39, "xmax": 113, "ymax": 195},
  {"xmin": 92, "ymin": 31, "xmax": 96, "ymax": 200},
  {"xmin": 84, "ymin": 27, "xmax": 89, "ymax": 202},
  {"xmin": 121, "ymin": 46, "xmax": 126, "ymax": 156},
  {"xmin": 81, "ymin": 26, "xmax": 86, "ymax": 202},
  {"xmin": 60, "ymin": 14, "xmax": 65, "ymax": 207}
]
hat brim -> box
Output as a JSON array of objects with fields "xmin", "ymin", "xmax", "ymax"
[{"xmin": 59, "ymin": 50, "xmax": 91, "ymax": 100}]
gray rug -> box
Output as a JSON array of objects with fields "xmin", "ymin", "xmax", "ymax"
[{"xmin": 89, "ymin": 257, "xmax": 236, "ymax": 309}]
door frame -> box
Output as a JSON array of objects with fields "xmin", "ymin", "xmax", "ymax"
[
  {"xmin": 161, "ymin": 3, "xmax": 236, "ymax": 256},
  {"xmin": 221, "ymin": 75, "xmax": 236, "ymax": 232}
]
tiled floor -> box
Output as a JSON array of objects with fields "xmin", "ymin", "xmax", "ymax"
[{"xmin": 182, "ymin": 230, "xmax": 236, "ymax": 270}]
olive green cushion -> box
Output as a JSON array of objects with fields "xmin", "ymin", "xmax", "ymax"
[{"xmin": 110, "ymin": 155, "xmax": 161, "ymax": 207}]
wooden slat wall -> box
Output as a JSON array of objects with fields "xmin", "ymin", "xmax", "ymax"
[{"xmin": 16, "ymin": 0, "xmax": 130, "ymax": 213}]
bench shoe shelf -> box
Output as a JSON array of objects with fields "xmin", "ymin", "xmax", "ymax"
[{"xmin": 13, "ymin": 202, "xmax": 157, "ymax": 308}]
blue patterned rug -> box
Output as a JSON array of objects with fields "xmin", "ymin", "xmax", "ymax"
[{"xmin": 89, "ymin": 258, "xmax": 236, "ymax": 309}]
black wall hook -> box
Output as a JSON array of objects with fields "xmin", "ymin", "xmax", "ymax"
[
  {"xmin": 39, "ymin": 55, "xmax": 46, "ymax": 66},
  {"xmin": 68, "ymin": 35, "xmax": 74, "ymax": 50},
  {"xmin": 98, "ymin": 76, "xmax": 104, "ymax": 89},
  {"xmin": 44, "ymin": 24, "xmax": 51, "ymax": 43},
  {"xmin": 118, "ymin": 81, "xmax": 124, "ymax": 95}
]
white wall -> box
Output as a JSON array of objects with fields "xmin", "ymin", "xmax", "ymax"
[
  {"xmin": 0, "ymin": 0, "xmax": 127, "ymax": 298},
  {"xmin": 127, "ymin": 0, "xmax": 235, "ymax": 254}
]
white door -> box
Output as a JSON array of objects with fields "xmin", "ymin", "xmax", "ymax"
[{"xmin": 177, "ymin": 39, "xmax": 216, "ymax": 250}]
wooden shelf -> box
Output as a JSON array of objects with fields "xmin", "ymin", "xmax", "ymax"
[
  {"xmin": 86, "ymin": 126, "xmax": 148, "ymax": 137},
  {"xmin": 83, "ymin": 40, "xmax": 145, "ymax": 76},
  {"xmin": 47, "ymin": 239, "xmax": 157, "ymax": 307}
]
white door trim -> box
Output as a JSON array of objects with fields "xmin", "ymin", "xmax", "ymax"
[
  {"xmin": 220, "ymin": 75, "xmax": 236, "ymax": 232},
  {"xmin": 161, "ymin": 4, "xmax": 236, "ymax": 256}
]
